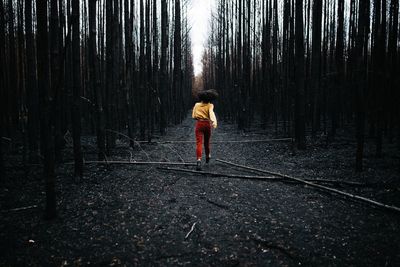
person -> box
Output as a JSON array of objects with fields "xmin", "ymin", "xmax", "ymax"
[{"xmin": 192, "ymin": 89, "xmax": 218, "ymax": 171}]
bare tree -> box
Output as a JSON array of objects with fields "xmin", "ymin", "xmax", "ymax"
[
  {"xmin": 72, "ymin": 0, "xmax": 83, "ymax": 180},
  {"xmin": 294, "ymin": 0, "xmax": 306, "ymax": 149},
  {"xmin": 36, "ymin": 0, "xmax": 57, "ymax": 219}
]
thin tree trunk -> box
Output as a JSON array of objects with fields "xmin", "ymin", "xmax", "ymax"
[
  {"xmin": 311, "ymin": 0, "xmax": 322, "ymax": 137},
  {"xmin": 36, "ymin": 0, "xmax": 57, "ymax": 219},
  {"xmin": 173, "ymin": 0, "xmax": 182, "ymax": 125},
  {"xmin": 355, "ymin": 0, "xmax": 370, "ymax": 172},
  {"xmin": 295, "ymin": 0, "xmax": 306, "ymax": 149},
  {"xmin": 145, "ymin": 0, "xmax": 152, "ymax": 140},
  {"xmin": 139, "ymin": 0, "xmax": 146, "ymax": 139},
  {"xmin": 50, "ymin": 0, "xmax": 64, "ymax": 162},
  {"xmin": 90, "ymin": 0, "xmax": 106, "ymax": 160},
  {"xmin": 25, "ymin": 0, "xmax": 39, "ymax": 155},
  {"xmin": 8, "ymin": 0, "xmax": 18, "ymax": 130},
  {"xmin": 72, "ymin": 0, "xmax": 83, "ymax": 180},
  {"xmin": 159, "ymin": 0, "xmax": 168, "ymax": 135},
  {"xmin": 106, "ymin": 0, "xmax": 115, "ymax": 152},
  {"xmin": 334, "ymin": 0, "xmax": 345, "ymax": 138},
  {"xmin": 124, "ymin": 0, "xmax": 135, "ymax": 148}
]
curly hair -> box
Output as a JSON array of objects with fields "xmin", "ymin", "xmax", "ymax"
[{"xmin": 198, "ymin": 89, "xmax": 219, "ymax": 103}]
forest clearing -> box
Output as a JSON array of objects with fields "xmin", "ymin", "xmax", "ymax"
[{"xmin": 1, "ymin": 116, "xmax": 400, "ymax": 266}]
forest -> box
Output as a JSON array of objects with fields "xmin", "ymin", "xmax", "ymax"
[
  {"xmin": 1, "ymin": 0, "xmax": 400, "ymax": 265},
  {"xmin": 1, "ymin": 0, "xmax": 193, "ymax": 218},
  {"xmin": 203, "ymin": 0, "xmax": 400, "ymax": 163}
]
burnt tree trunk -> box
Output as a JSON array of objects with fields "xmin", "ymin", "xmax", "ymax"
[
  {"xmin": 90, "ymin": 0, "xmax": 106, "ymax": 159},
  {"xmin": 173, "ymin": 0, "xmax": 182, "ymax": 124},
  {"xmin": 105, "ymin": 0, "xmax": 116, "ymax": 152},
  {"xmin": 159, "ymin": 0, "xmax": 168, "ymax": 135},
  {"xmin": 311, "ymin": 0, "xmax": 322, "ymax": 137},
  {"xmin": 25, "ymin": 0, "xmax": 39, "ymax": 155},
  {"xmin": 71, "ymin": 0, "xmax": 83, "ymax": 180},
  {"xmin": 355, "ymin": 0, "xmax": 370, "ymax": 172},
  {"xmin": 294, "ymin": 0, "xmax": 306, "ymax": 149},
  {"xmin": 334, "ymin": 0, "xmax": 345, "ymax": 138},
  {"xmin": 36, "ymin": 0, "xmax": 57, "ymax": 219},
  {"xmin": 124, "ymin": 0, "xmax": 135, "ymax": 148}
]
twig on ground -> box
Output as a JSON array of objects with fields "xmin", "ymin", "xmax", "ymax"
[
  {"xmin": 302, "ymin": 178, "xmax": 365, "ymax": 186},
  {"xmin": 207, "ymin": 199, "xmax": 230, "ymax": 210},
  {"xmin": 216, "ymin": 159, "xmax": 365, "ymax": 186},
  {"xmin": 2, "ymin": 205, "xmax": 38, "ymax": 213},
  {"xmin": 158, "ymin": 167, "xmax": 281, "ymax": 181},
  {"xmin": 185, "ymin": 222, "xmax": 197, "ymax": 239},
  {"xmin": 216, "ymin": 159, "xmax": 400, "ymax": 213},
  {"xmin": 65, "ymin": 161, "xmax": 196, "ymax": 166},
  {"xmin": 136, "ymin": 138, "xmax": 293, "ymax": 144}
]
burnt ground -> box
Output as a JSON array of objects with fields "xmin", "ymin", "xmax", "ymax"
[{"xmin": 1, "ymin": 115, "xmax": 400, "ymax": 266}]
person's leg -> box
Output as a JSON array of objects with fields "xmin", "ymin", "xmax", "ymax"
[
  {"xmin": 195, "ymin": 121, "xmax": 203, "ymax": 160},
  {"xmin": 204, "ymin": 122, "xmax": 211, "ymax": 162}
]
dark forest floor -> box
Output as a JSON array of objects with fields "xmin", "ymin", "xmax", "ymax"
[{"xmin": 1, "ymin": 115, "xmax": 400, "ymax": 266}]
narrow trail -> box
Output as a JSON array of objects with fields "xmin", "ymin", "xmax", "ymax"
[{"xmin": 1, "ymin": 115, "xmax": 399, "ymax": 266}]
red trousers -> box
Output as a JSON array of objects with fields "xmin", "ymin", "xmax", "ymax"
[{"xmin": 195, "ymin": 120, "xmax": 211, "ymax": 160}]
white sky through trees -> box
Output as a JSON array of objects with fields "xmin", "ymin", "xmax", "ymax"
[{"xmin": 188, "ymin": 0, "xmax": 215, "ymax": 76}]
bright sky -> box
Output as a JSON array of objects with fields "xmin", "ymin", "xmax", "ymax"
[{"xmin": 188, "ymin": 0, "xmax": 215, "ymax": 76}]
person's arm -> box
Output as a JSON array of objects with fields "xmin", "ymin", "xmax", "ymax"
[
  {"xmin": 192, "ymin": 103, "xmax": 197, "ymax": 119},
  {"xmin": 209, "ymin": 104, "xmax": 217, "ymax": 128}
]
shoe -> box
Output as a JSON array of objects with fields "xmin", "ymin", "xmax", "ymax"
[
  {"xmin": 196, "ymin": 160, "xmax": 202, "ymax": 171},
  {"xmin": 206, "ymin": 156, "xmax": 211, "ymax": 164}
]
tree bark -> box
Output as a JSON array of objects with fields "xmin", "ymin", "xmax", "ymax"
[
  {"xmin": 159, "ymin": 0, "xmax": 168, "ymax": 135},
  {"xmin": 334, "ymin": 0, "xmax": 345, "ymax": 138},
  {"xmin": 25, "ymin": 0, "xmax": 39, "ymax": 154},
  {"xmin": 50, "ymin": 0, "xmax": 64, "ymax": 162},
  {"xmin": 124, "ymin": 0, "xmax": 135, "ymax": 148},
  {"xmin": 36, "ymin": 0, "xmax": 57, "ymax": 219},
  {"xmin": 106, "ymin": 0, "xmax": 116, "ymax": 152},
  {"xmin": 139, "ymin": 0, "xmax": 146, "ymax": 139},
  {"xmin": 72, "ymin": 0, "xmax": 83, "ymax": 180},
  {"xmin": 90, "ymin": 0, "xmax": 106, "ymax": 160},
  {"xmin": 311, "ymin": 0, "xmax": 322, "ymax": 137},
  {"xmin": 8, "ymin": 0, "xmax": 18, "ymax": 130},
  {"xmin": 173, "ymin": 0, "xmax": 182, "ymax": 124},
  {"xmin": 355, "ymin": 0, "xmax": 370, "ymax": 172},
  {"xmin": 295, "ymin": 0, "xmax": 306, "ymax": 149}
]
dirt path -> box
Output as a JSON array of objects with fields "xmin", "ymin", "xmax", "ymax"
[{"xmin": 1, "ymin": 115, "xmax": 400, "ymax": 266}]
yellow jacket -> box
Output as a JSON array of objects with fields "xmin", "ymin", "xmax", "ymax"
[{"xmin": 192, "ymin": 102, "xmax": 218, "ymax": 128}]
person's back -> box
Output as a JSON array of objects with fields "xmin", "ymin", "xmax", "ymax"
[{"xmin": 192, "ymin": 102, "xmax": 217, "ymax": 128}]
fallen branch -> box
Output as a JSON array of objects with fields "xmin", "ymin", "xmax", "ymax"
[
  {"xmin": 2, "ymin": 205, "xmax": 38, "ymax": 213},
  {"xmin": 64, "ymin": 161, "xmax": 196, "ymax": 166},
  {"xmin": 216, "ymin": 159, "xmax": 365, "ymax": 187},
  {"xmin": 207, "ymin": 199, "xmax": 230, "ymax": 210},
  {"xmin": 136, "ymin": 138, "xmax": 293, "ymax": 144},
  {"xmin": 302, "ymin": 178, "xmax": 365, "ymax": 186},
  {"xmin": 185, "ymin": 222, "xmax": 197, "ymax": 239},
  {"xmin": 159, "ymin": 167, "xmax": 281, "ymax": 181},
  {"xmin": 216, "ymin": 159, "xmax": 400, "ymax": 213}
]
